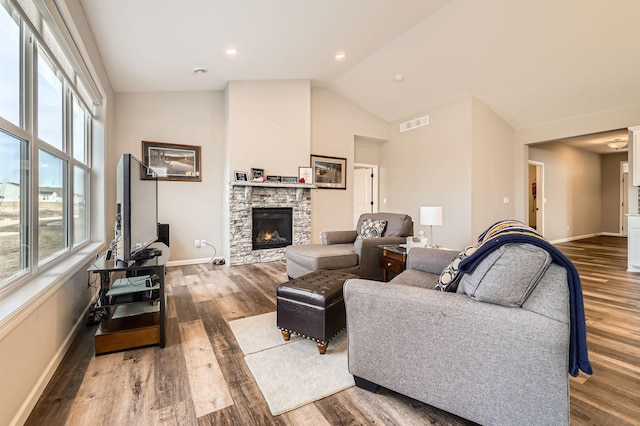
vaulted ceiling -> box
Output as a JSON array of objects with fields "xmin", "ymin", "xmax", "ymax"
[{"xmin": 79, "ymin": 0, "xmax": 640, "ymax": 137}]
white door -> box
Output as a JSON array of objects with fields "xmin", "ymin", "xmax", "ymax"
[
  {"xmin": 621, "ymin": 161, "xmax": 629, "ymax": 235},
  {"xmin": 353, "ymin": 167, "xmax": 373, "ymax": 227}
]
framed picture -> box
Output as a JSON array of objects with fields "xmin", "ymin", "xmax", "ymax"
[
  {"xmin": 251, "ymin": 168, "xmax": 264, "ymax": 180},
  {"xmin": 142, "ymin": 141, "xmax": 201, "ymax": 181},
  {"xmin": 298, "ymin": 166, "xmax": 313, "ymax": 184},
  {"xmin": 266, "ymin": 175, "xmax": 282, "ymax": 183},
  {"xmin": 311, "ymin": 155, "xmax": 346, "ymax": 189},
  {"xmin": 282, "ymin": 176, "xmax": 298, "ymax": 184},
  {"xmin": 234, "ymin": 170, "xmax": 249, "ymax": 181}
]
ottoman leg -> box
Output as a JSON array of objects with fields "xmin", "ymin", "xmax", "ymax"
[
  {"xmin": 317, "ymin": 342, "xmax": 328, "ymax": 355},
  {"xmin": 281, "ymin": 330, "xmax": 290, "ymax": 341}
]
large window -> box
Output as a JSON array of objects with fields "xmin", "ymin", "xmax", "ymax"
[{"xmin": 0, "ymin": 0, "xmax": 93, "ymax": 295}]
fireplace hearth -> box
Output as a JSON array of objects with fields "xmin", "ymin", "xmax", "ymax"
[{"xmin": 252, "ymin": 207, "xmax": 293, "ymax": 250}]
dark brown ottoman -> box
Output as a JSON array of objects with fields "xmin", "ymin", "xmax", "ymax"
[{"xmin": 277, "ymin": 270, "xmax": 358, "ymax": 354}]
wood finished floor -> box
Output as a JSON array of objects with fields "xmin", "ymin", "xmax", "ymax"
[{"xmin": 25, "ymin": 236, "xmax": 639, "ymax": 425}]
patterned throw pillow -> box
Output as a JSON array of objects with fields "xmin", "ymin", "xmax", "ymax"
[
  {"xmin": 435, "ymin": 244, "xmax": 479, "ymax": 292},
  {"xmin": 356, "ymin": 219, "xmax": 387, "ymax": 240}
]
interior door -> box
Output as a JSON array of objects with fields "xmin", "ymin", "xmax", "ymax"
[{"xmin": 353, "ymin": 167, "xmax": 373, "ymax": 227}]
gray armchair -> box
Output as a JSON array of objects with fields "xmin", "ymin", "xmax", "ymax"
[
  {"xmin": 344, "ymin": 246, "xmax": 571, "ymax": 426},
  {"xmin": 285, "ymin": 213, "xmax": 413, "ymax": 280}
]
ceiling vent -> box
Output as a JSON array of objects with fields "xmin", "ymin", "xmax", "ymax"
[{"xmin": 400, "ymin": 115, "xmax": 429, "ymax": 132}]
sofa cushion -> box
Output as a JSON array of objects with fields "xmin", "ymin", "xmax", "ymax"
[
  {"xmin": 390, "ymin": 269, "xmax": 440, "ymax": 289},
  {"xmin": 356, "ymin": 218, "xmax": 387, "ymax": 240},
  {"xmin": 458, "ymin": 243, "xmax": 552, "ymax": 307},
  {"xmin": 285, "ymin": 243, "xmax": 358, "ymax": 271},
  {"xmin": 435, "ymin": 244, "xmax": 478, "ymax": 292},
  {"xmin": 356, "ymin": 213, "xmax": 412, "ymax": 237}
]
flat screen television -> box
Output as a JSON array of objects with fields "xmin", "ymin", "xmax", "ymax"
[{"xmin": 115, "ymin": 153, "xmax": 158, "ymax": 262}]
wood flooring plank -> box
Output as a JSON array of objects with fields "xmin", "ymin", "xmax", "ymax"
[
  {"xmin": 154, "ymin": 317, "xmax": 191, "ymax": 407},
  {"xmin": 179, "ymin": 320, "xmax": 234, "ymax": 417}
]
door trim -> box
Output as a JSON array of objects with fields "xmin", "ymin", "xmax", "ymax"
[
  {"xmin": 354, "ymin": 163, "xmax": 379, "ymax": 214},
  {"xmin": 528, "ymin": 161, "xmax": 545, "ymax": 236}
]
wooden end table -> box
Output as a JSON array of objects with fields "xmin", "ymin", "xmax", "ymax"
[{"xmin": 378, "ymin": 245, "xmax": 407, "ymax": 282}]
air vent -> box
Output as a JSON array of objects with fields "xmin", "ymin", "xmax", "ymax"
[{"xmin": 399, "ymin": 115, "xmax": 429, "ymax": 132}]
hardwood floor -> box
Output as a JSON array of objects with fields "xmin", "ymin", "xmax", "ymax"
[{"xmin": 25, "ymin": 236, "xmax": 640, "ymax": 425}]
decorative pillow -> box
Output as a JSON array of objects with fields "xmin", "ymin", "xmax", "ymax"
[
  {"xmin": 458, "ymin": 243, "xmax": 552, "ymax": 307},
  {"xmin": 356, "ymin": 219, "xmax": 387, "ymax": 240},
  {"xmin": 435, "ymin": 244, "xmax": 478, "ymax": 292}
]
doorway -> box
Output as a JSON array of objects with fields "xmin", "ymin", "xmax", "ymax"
[
  {"xmin": 353, "ymin": 164, "xmax": 379, "ymax": 227},
  {"xmin": 528, "ymin": 161, "xmax": 544, "ymax": 235}
]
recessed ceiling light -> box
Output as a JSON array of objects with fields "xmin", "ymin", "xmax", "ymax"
[
  {"xmin": 225, "ymin": 48, "xmax": 239, "ymax": 56},
  {"xmin": 394, "ymin": 74, "xmax": 405, "ymax": 82},
  {"xmin": 193, "ymin": 67, "xmax": 208, "ymax": 75},
  {"xmin": 335, "ymin": 51, "xmax": 346, "ymax": 61}
]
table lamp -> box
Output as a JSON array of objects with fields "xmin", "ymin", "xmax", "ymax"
[{"xmin": 420, "ymin": 206, "xmax": 443, "ymax": 247}]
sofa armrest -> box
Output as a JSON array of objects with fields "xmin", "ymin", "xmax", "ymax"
[
  {"xmin": 406, "ymin": 247, "xmax": 459, "ymax": 275},
  {"xmin": 354, "ymin": 236, "xmax": 406, "ymax": 280},
  {"xmin": 343, "ymin": 278, "xmax": 570, "ymax": 426},
  {"xmin": 321, "ymin": 230, "xmax": 357, "ymax": 245}
]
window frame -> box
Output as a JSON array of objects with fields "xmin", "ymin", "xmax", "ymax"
[{"xmin": 0, "ymin": 3, "xmax": 94, "ymax": 298}]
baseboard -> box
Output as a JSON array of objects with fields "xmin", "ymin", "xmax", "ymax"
[
  {"xmin": 549, "ymin": 232, "xmax": 626, "ymax": 244},
  {"xmin": 9, "ymin": 298, "xmax": 95, "ymax": 426},
  {"xmin": 167, "ymin": 257, "xmax": 226, "ymax": 267}
]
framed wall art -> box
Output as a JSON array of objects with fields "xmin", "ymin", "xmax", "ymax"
[
  {"xmin": 142, "ymin": 141, "xmax": 201, "ymax": 181},
  {"xmin": 311, "ymin": 154, "xmax": 346, "ymax": 189},
  {"xmin": 298, "ymin": 166, "xmax": 313, "ymax": 184},
  {"xmin": 234, "ymin": 171, "xmax": 249, "ymax": 181}
]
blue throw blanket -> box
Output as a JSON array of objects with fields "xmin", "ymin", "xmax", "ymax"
[{"xmin": 459, "ymin": 225, "xmax": 592, "ymax": 377}]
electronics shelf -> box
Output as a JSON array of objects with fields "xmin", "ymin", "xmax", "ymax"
[{"xmin": 88, "ymin": 242, "xmax": 169, "ymax": 355}]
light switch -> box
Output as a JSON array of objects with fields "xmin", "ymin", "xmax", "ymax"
[{"xmin": 503, "ymin": 197, "xmax": 509, "ymax": 204}]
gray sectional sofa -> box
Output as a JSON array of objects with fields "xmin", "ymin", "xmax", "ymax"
[
  {"xmin": 285, "ymin": 213, "xmax": 413, "ymax": 280},
  {"xmin": 344, "ymin": 245, "xmax": 571, "ymax": 426}
]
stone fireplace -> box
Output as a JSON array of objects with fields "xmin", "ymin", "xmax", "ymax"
[{"xmin": 229, "ymin": 183, "xmax": 312, "ymax": 265}]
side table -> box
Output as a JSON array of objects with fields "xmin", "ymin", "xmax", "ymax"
[{"xmin": 378, "ymin": 245, "xmax": 407, "ymax": 282}]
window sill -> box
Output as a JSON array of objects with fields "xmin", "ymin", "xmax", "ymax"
[{"xmin": 0, "ymin": 242, "xmax": 105, "ymax": 340}]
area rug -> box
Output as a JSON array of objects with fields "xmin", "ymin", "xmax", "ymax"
[{"xmin": 229, "ymin": 312, "xmax": 354, "ymax": 416}]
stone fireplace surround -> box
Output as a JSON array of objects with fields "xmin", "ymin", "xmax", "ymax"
[{"xmin": 229, "ymin": 182, "xmax": 314, "ymax": 265}]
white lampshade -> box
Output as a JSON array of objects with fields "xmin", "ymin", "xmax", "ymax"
[{"xmin": 420, "ymin": 206, "xmax": 443, "ymax": 226}]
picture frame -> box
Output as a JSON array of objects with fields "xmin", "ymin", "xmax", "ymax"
[
  {"xmin": 298, "ymin": 166, "xmax": 313, "ymax": 184},
  {"xmin": 251, "ymin": 168, "xmax": 264, "ymax": 180},
  {"xmin": 266, "ymin": 175, "xmax": 282, "ymax": 183},
  {"xmin": 282, "ymin": 176, "xmax": 298, "ymax": 184},
  {"xmin": 142, "ymin": 141, "xmax": 201, "ymax": 181},
  {"xmin": 234, "ymin": 170, "xmax": 249, "ymax": 182},
  {"xmin": 311, "ymin": 155, "xmax": 347, "ymax": 189}
]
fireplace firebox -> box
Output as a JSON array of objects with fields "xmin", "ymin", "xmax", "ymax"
[{"xmin": 252, "ymin": 207, "xmax": 293, "ymax": 250}]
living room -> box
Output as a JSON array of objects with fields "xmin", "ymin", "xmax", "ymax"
[{"xmin": 1, "ymin": 0, "xmax": 640, "ymax": 425}]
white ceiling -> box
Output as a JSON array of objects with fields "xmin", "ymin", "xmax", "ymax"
[{"xmin": 79, "ymin": 0, "xmax": 640, "ymax": 142}]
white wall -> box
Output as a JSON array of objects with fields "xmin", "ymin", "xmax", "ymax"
[
  {"xmin": 226, "ymin": 80, "xmax": 310, "ymax": 177},
  {"xmin": 381, "ymin": 97, "xmax": 473, "ymax": 249},
  {"xmin": 114, "ymin": 91, "xmax": 226, "ymax": 262},
  {"xmin": 529, "ymin": 142, "xmax": 602, "ymax": 240},
  {"xmin": 310, "ymin": 88, "xmax": 388, "ymax": 240},
  {"xmin": 470, "ymin": 97, "xmax": 516, "ymax": 237}
]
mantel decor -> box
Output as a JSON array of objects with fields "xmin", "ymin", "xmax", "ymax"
[
  {"xmin": 142, "ymin": 141, "xmax": 201, "ymax": 181},
  {"xmin": 311, "ymin": 154, "xmax": 347, "ymax": 189}
]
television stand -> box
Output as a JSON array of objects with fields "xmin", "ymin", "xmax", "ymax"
[{"xmin": 88, "ymin": 242, "xmax": 169, "ymax": 355}]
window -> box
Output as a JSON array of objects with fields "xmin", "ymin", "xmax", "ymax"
[
  {"xmin": 0, "ymin": 2, "xmax": 20, "ymax": 127},
  {"xmin": 0, "ymin": 2, "xmax": 94, "ymax": 295},
  {"xmin": 37, "ymin": 52, "xmax": 64, "ymax": 150},
  {"xmin": 0, "ymin": 130, "xmax": 28, "ymax": 283},
  {"xmin": 73, "ymin": 165, "xmax": 87, "ymax": 245},
  {"xmin": 72, "ymin": 95, "xmax": 86, "ymax": 163},
  {"xmin": 38, "ymin": 149, "xmax": 66, "ymax": 262}
]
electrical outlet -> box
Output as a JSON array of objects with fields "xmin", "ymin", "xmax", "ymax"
[
  {"xmin": 195, "ymin": 240, "xmax": 201, "ymax": 247},
  {"xmin": 201, "ymin": 239, "xmax": 206, "ymax": 247}
]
